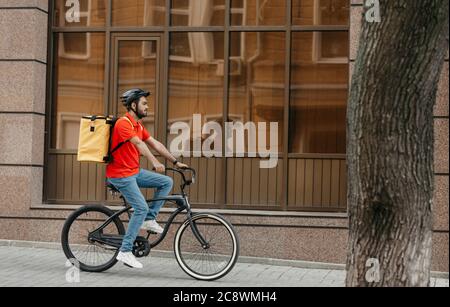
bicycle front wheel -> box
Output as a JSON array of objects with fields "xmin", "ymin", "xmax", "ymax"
[{"xmin": 174, "ymin": 213, "xmax": 239, "ymax": 281}]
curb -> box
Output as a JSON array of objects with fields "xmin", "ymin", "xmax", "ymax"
[{"xmin": 0, "ymin": 239, "xmax": 448, "ymax": 279}]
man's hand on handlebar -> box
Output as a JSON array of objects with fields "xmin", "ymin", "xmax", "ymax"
[
  {"xmin": 153, "ymin": 162, "xmax": 165, "ymax": 174},
  {"xmin": 152, "ymin": 161, "xmax": 189, "ymax": 174},
  {"xmin": 175, "ymin": 162, "xmax": 189, "ymax": 169}
]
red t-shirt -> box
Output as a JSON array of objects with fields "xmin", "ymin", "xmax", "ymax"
[{"xmin": 106, "ymin": 113, "xmax": 150, "ymax": 179}]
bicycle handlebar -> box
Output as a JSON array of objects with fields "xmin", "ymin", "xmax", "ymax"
[
  {"xmin": 152, "ymin": 166, "xmax": 196, "ymax": 188},
  {"xmin": 166, "ymin": 167, "xmax": 196, "ymax": 185}
]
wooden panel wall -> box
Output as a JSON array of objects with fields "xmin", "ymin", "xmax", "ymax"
[
  {"xmin": 47, "ymin": 154, "xmax": 106, "ymax": 203},
  {"xmin": 226, "ymin": 158, "xmax": 284, "ymax": 207},
  {"xmin": 288, "ymin": 158, "xmax": 347, "ymax": 211},
  {"xmin": 46, "ymin": 154, "xmax": 347, "ymax": 212}
]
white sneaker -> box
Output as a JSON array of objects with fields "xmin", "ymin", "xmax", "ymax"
[
  {"xmin": 116, "ymin": 251, "xmax": 143, "ymax": 269},
  {"xmin": 141, "ymin": 220, "xmax": 164, "ymax": 234}
]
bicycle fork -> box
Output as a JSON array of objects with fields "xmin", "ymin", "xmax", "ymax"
[{"xmin": 186, "ymin": 211, "xmax": 210, "ymax": 249}]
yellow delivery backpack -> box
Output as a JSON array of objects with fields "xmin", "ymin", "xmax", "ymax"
[{"xmin": 77, "ymin": 116, "xmax": 133, "ymax": 163}]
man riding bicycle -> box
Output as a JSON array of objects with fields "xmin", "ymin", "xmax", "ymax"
[{"xmin": 106, "ymin": 88, "xmax": 188, "ymax": 269}]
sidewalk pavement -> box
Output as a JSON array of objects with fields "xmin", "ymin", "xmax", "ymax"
[{"xmin": 0, "ymin": 245, "xmax": 448, "ymax": 287}]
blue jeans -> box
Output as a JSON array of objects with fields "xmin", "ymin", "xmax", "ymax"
[{"xmin": 107, "ymin": 169, "xmax": 173, "ymax": 253}]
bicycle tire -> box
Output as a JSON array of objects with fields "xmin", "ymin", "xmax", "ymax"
[
  {"xmin": 61, "ymin": 205, "xmax": 125, "ymax": 273},
  {"xmin": 174, "ymin": 213, "xmax": 239, "ymax": 281}
]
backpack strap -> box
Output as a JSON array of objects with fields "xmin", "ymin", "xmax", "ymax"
[
  {"xmin": 104, "ymin": 117, "xmax": 136, "ymax": 163},
  {"xmin": 122, "ymin": 116, "xmax": 134, "ymax": 130},
  {"xmin": 111, "ymin": 117, "xmax": 135, "ymax": 151}
]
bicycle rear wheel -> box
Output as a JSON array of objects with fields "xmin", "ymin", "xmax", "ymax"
[
  {"xmin": 174, "ymin": 213, "xmax": 239, "ymax": 281},
  {"xmin": 61, "ymin": 205, "xmax": 125, "ymax": 273}
]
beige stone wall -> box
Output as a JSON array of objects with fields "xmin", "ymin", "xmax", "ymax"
[
  {"xmin": 0, "ymin": 1, "xmax": 48, "ymax": 214},
  {"xmin": 0, "ymin": 0, "xmax": 49, "ymax": 261}
]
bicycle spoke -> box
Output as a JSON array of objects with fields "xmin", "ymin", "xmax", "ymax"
[{"xmin": 63, "ymin": 207, "xmax": 122, "ymax": 272}]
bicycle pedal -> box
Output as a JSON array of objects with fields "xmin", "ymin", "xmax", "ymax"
[
  {"xmin": 123, "ymin": 263, "xmax": 134, "ymax": 269},
  {"xmin": 147, "ymin": 230, "xmax": 157, "ymax": 235}
]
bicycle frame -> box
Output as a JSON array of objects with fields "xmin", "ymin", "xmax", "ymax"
[{"xmin": 89, "ymin": 168, "xmax": 209, "ymax": 250}]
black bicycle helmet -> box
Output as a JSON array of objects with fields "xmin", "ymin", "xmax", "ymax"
[{"xmin": 120, "ymin": 88, "xmax": 151, "ymax": 107}]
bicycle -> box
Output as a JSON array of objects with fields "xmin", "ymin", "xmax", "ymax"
[{"xmin": 61, "ymin": 168, "xmax": 240, "ymax": 281}]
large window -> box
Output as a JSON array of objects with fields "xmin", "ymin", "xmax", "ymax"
[
  {"xmin": 289, "ymin": 32, "xmax": 349, "ymax": 154},
  {"xmin": 292, "ymin": 0, "xmax": 349, "ymax": 26},
  {"xmin": 115, "ymin": 39, "xmax": 158, "ymax": 136},
  {"xmin": 231, "ymin": 0, "xmax": 286, "ymax": 26},
  {"xmin": 48, "ymin": 1, "xmax": 350, "ymax": 210},
  {"xmin": 51, "ymin": 33, "xmax": 106, "ymax": 150},
  {"xmin": 229, "ymin": 32, "xmax": 285, "ymax": 154},
  {"xmin": 171, "ymin": 0, "xmax": 225, "ymax": 26},
  {"xmin": 167, "ymin": 32, "xmax": 225, "ymax": 153},
  {"xmin": 112, "ymin": 0, "xmax": 166, "ymax": 27}
]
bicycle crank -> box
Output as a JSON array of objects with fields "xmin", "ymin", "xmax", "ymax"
[{"xmin": 132, "ymin": 237, "xmax": 151, "ymax": 258}]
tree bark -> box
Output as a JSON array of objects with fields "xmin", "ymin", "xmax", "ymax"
[{"xmin": 346, "ymin": 0, "xmax": 449, "ymax": 287}]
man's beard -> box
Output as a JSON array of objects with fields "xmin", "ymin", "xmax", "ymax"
[
  {"xmin": 137, "ymin": 110, "xmax": 147, "ymax": 119},
  {"xmin": 133, "ymin": 107, "xmax": 147, "ymax": 120}
]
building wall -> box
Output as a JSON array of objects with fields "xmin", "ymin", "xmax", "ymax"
[
  {"xmin": 0, "ymin": 1, "xmax": 48, "ymax": 218},
  {"xmin": 0, "ymin": 0, "xmax": 448, "ymax": 272}
]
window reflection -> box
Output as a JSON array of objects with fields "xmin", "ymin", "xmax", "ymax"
[
  {"xmin": 112, "ymin": 0, "xmax": 166, "ymax": 27},
  {"xmin": 292, "ymin": 0, "xmax": 349, "ymax": 26},
  {"xmin": 231, "ymin": 0, "xmax": 286, "ymax": 26},
  {"xmin": 168, "ymin": 32, "xmax": 225, "ymax": 153},
  {"xmin": 52, "ymin": 33, "xmax": 106, "ymax": 150},
  {"xmin": 116, "ymin": 40, "xmax": 158, "ymax": 136},
  {"xmin": 229, "ymin": 32, "xmax": 285, "ymax": 154},
  {"xmin": 289, "ymin": 32, "xmax": 349, "ymax": 154},
  {"xmin": 54, "ymin": 0, "xmax": 106, "ymax": 27},
  {"xmin": 171, "ymin": 0, "xmax": 225, "ymax": 26}
]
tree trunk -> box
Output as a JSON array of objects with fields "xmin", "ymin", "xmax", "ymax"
[{"xmin": 346, "ymin": 0, "xmax": 449, "ymax": 287}]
